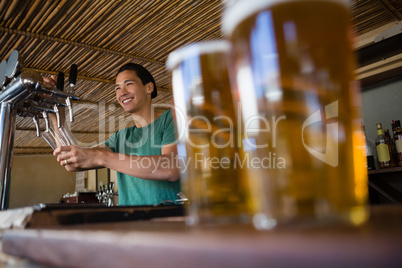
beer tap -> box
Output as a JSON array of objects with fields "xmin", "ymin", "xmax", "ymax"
[
  {"xmin": 68, "ymin": 64, "xmax": 77, "ymax": 93},
  {"xmin": 31, "ymin": 92, "xmax": 67, "ymax": 109},
  {"xmin": 53, "ymin": 104, "xmax": 61, "ymax": 129},
  {"xmin": 52, "ymin": 71, "xmax": 65, "ymax": 130},
  {"xmin": 110, "ymin": 181, "xmax": 115, "ymax": 193},
  {"xmin": 32, "ymin": 116, "xmax": 40, "ymax": 137},
  {"xmin": 42, "ymin": 111, "xmax": 50, "ymax": 132},
  {"xmin": 22, "ymin": 100, "xmax": 56, "ymax": 114},
  {"xmin": 57, "ymin": 71, "xmax": 64, "ymax": 90},
  {"xmin": 107, "ymin": 182, "xmax": 115, "ymax": 207},
  {"xmin": 66, "ymin": 64, "xmax": 77, "ymax": 122},
  {"xmin": 102, "ymin": 185, "xmax": 107, "ymax": 204},
  {"xmin": 65, "ymin": 97, "xmax": 73, "ymax": 122},
  {"xmin": 56, "ymin": 71, "xmax": 65, "ymax": 122},
  {"xmin": 0, "ymin": 50, "xmax": 80, "ymax": 210},
  {"xmin": 96, "ymin": 185, "xmax": 103, "ymax": 203}
]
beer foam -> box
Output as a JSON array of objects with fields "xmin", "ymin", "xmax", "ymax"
[
  {"xmin": 166, "ymin": 40, "xmax": 230, "ymax": 70},
  {"xmin": 222, "ymin": 0, "xmax": 349, "ymax": 36}
]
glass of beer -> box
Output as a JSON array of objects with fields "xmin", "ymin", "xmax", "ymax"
[
  {"xmin": 222, "ymin": 0, "xmax": 368, "ymax": 229},
  {"xmin": 166, "ymin": 41, "xmax": 252, "ymax": 226}
]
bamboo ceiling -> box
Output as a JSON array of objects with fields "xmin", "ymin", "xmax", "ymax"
[{"xmin": 0, "ymin": 0, "xmax": 401, "ymax": 155}]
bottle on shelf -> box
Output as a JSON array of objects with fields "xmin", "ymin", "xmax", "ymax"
[
  {"xmin": 393, "ymin": 120, "xmax": 402, "ymax": 167},
  {"xmin": 362, "ymin": 125, "xmax": 376, "ymax": 170},
  {"xmin": 385, "ymin": 128, "xmax": 397, "ymax": 163},
  {"xmin": 375, "ymin": 123, "xmax": 394, "ymax": 169}
]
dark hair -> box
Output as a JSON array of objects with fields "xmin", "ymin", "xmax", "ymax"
[{"xmin": 116, "ymin": 63, "xmax": 157, "ymax": 99}]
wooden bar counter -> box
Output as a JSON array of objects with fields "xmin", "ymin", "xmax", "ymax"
[{"xmin": 1, "ymin": 205, "xmax": 402, "ymax": 268}]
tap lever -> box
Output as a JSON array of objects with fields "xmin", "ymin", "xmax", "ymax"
[
  {"xmin": 17, "ymin": 107, "xmax": 42, "ymax": 119},
  {"xmin": 32, "ymin": 116, "xmax": 40, "ymax": 137},
  {"xmin": 56, "ymin": 71, "xmax": 64, "ymax": 92},
  {"xmin": 22, "ymin": 100, "xmax": 56, "ymax": 113},
  {"xmin": 66, "ymin": 96, "xmax": 74, "ymax": 122},
  {"xmin": 42, "ymin": 111, "xmax": 50, "ymax": 132},
  {"xmin": 66, "ymin": 65, "xmax": 78, "ymax": 121},
  {"xmin": 69, "ymin": 64, "xmax": 77, "ymax": 91},
  {"xmin": 35, "ymin": 81, "xmax": 79, "ymax": 101},
  {"xmin": 53, "ymin": 104, "xmax": 61, "ymax": 128},
  {"xmin": 32, "ymin": 93, "xmax": 67, "ymax": 107},
  {"xmin": 106, "ymin": 182, "xmax": 115, "ymax": 207}
]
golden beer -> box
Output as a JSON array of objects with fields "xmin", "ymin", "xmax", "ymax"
[
  {"xmin": 223, "ymin": 0, "xmax": 368, "ymax": 228},
  {"xmin": 166, "ymin": 41, "xmax": 252, "ymax": 225}
]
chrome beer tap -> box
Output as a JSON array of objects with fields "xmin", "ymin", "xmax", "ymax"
[
  {"xmin": 53, "ymin": 72, "xmax": 65, "ymax": 129},
  {"xmin": 0, "ymin": 50, "xmax": 79, "ymax": 210},
  {"xmin": 32, "ymin": 115, "xmax": 40, "ymax": 137},
  {"xmin": 107, "ymin": 182, "xmax": 115, "ymax": 207},
  {"xmin": 66, "ymin": 64, "xmax": 77, "ymax": 122},
  {"xmin": 102, "ymin": 185, "xmax": 108, "ymax": 204},
  {"xmin": 96, "ymin": 186, "xmax": 103, "ymax": 203},
  {"xmin": 42, "ymin": 111, "xmax": 50, "ymax": 132},
  {"xmin": 53, "ymin": 104, "xmax": 62, "ymax": 129}
]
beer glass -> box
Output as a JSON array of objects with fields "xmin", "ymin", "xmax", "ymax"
[
  {"xmin": 42, "ymin": 125, "xmax": 77, "ymax": 149},
  {"xmin": 166, "ymin": 41, "xmax": 252, "ymax": 225},
  {"xmin": 222, "ymin": 0, "xmax": 368, "ymax": 229},
  {"xmin": 41, "ymin": 129, "xmax": 58, "ymax": 150},
  {"xmin": 43, "ymin": 110, "xmax": 77, "ymax": 150}
]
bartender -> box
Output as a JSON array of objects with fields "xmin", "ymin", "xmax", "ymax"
[{"xmin": 43, "ymin": 63, "xmax": 180, "ymax": 206}]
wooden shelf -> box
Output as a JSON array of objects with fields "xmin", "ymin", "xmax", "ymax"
[{"xmin": 368, "ymin": 167, "xmax": 402, "ymax": 175}]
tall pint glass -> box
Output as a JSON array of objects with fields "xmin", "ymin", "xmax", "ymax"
[
  {"xmin": 166, "ymin": 41, "xmax": 252, "ymax": 225},
  {"xmin": 223, "ymin": 0, "xmax": 368, "ymax": 229}
]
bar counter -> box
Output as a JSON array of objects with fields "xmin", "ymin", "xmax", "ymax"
[{"xmin": 1, "ymin": 205, "xmax": 402, "ymax": 268}]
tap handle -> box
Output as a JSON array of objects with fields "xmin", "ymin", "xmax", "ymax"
[
  {"xmin": 69, "ymin": 64, "xmax": 77, "ymax": 89},
  {"xmin": 57, "ymin": 71, "xmax": 64, "ymax": 92},
  {"xmin": 42, "ymin": 111, "xmax": 50, "ymax": 132},
  {"xmin": 32, "ymin": 116, "xmax": 40, "ymax": 137},
  {"xmin": 66, "ymin": 95, "xmax": 74, "ymax": 122},
  {"xmin": 66, "ymin": 65, "xmax": 77, "ymax": 121},
  {"xmin": 53, "ymin": 104, "xmax": 61, "ymax": 128}
]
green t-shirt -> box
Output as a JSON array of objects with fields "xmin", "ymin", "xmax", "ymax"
[{"xmin": 104, "ymin": 110, "xmax": 180, "ymax": 206}]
